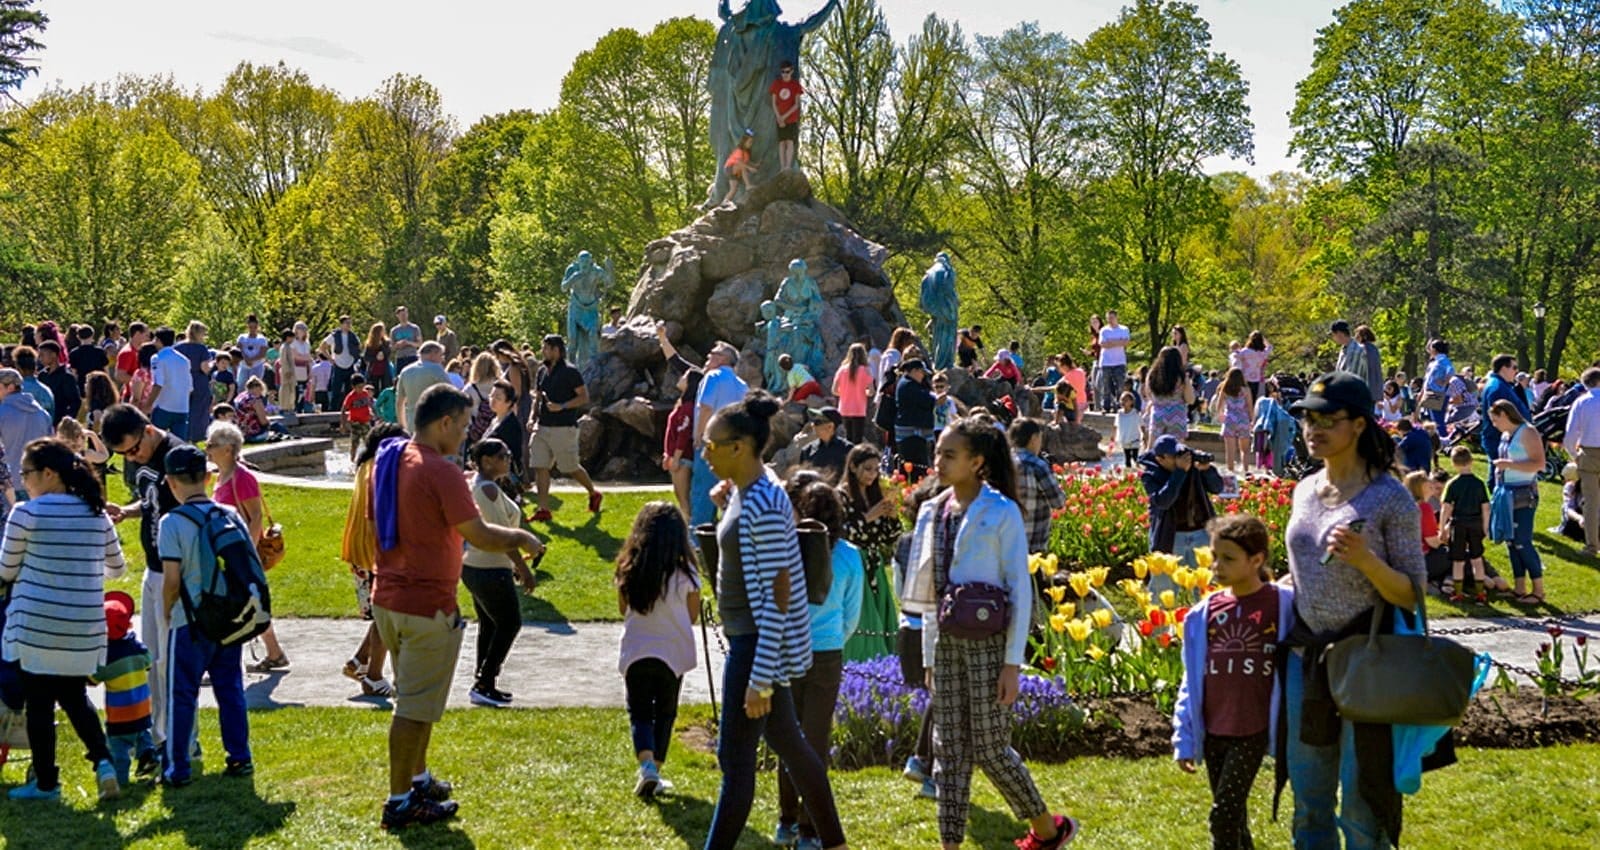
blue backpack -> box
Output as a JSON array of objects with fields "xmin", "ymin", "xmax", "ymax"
[{"xmin": 172, "ymin": 503, "xmax": 273, "ymax": 646}]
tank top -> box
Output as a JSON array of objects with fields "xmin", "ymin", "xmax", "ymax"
[{"xmin": 1500, "ymin": 424, "xmax": 1538, "ymax": 487}]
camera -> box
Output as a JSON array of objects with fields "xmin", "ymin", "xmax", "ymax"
[{"xmin": 1188, "ymin": 449, "xmax": 1214, "ymax": 465}]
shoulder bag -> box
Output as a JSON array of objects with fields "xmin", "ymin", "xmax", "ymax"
[{"xmin": 1323, "ymin": 577, "xmax": 1477, "ymax": 726}]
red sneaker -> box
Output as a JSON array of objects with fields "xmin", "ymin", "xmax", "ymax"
[
  {"xmin": 531, "ymin": 509, "xmax": 553, "ymax": 522},
  {"xmin": 588, "ymin": 491, "xmax": 603, "ymax": 513},
  {"xmin": 1015, "ymin": 815, "xmax": 1078, "ymax": 849}
]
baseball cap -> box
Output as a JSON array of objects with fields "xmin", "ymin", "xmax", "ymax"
[
  {"xmin": 104, "ymin": 590, "xmax": 135, "ymax": 640},
  {"xmin": 1290, "ymin": 371, "xmax": 1375, "ymax": 417},
  {"xmin": 434, "ymin": 315, "xmax": 447, "ymax": 325},
  {"xmin": 1151, "ymin": 434, "xmax": 1186, "ymax": 457},
  {"xmin": 809, "ymin": 407, "xmax": 843, "ymax": 427},
  {"xmin": 901, "ymin": 358, "xmax": 927, "ymax": 373},
  {"xmin": 165, "ymin": 444, "xmax": 209, "ymax": 478}
]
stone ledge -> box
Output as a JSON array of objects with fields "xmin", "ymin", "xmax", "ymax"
[{"xmin": 241, "ymin": 438, "xmax": 334, "ymax": 474}]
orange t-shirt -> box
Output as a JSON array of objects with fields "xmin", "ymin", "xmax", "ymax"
[
  {"xmin": 372, "ymin": 442, "xmax": 478, "ymax": 617},
  {"xmin": 725, "ymin": 147, "xmax": 750, "ymax": 170}
]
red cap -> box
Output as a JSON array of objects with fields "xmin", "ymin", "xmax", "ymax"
[{"xmin": 104, "ymin": 590, "xmax": 135, "ymax": 640}]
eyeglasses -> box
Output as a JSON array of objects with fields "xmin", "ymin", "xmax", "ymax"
[
  {"xmin": 1302, "ymin": 412, "xmax": 1352, "ymax": 430},
  {"xmin": 18, "ymin": 466, "xmax": 38, "ymax": 477},
  {"xmin": 703, "ymin": 435, "xmax": 741, "ymax": 453}
]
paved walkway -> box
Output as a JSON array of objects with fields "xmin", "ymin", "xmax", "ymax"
[{"xmin": 145, "ymin": 610, "xmax": 1596, "ymax": 713}]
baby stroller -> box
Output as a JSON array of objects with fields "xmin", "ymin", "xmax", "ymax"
[
  {"xmin": 1442, "ymin": 411, "xmax": 1482, "ymax": 452},
  {"xmin": 1272, "ymin": 372, "xmax": 1307, "ymax": 406}
]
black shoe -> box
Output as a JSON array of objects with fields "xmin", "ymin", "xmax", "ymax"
[
  {"xmin": 223, "ymin": 759, "xmax": 255, "ymax": 777},
  {"xmin": 468, "ymin": 684, "xmax": 511, "ymax": 708},
  {"xmin": 160, "ymin": 773, "xmax": 193, "ymax": 789},
  {"xmin": 136, "ymin": 749, "xmax": 160, "ymax": 779},
  {"xmin": 412, "ymin": 774, "xmax": 453, "ymax": 802},
  {"xmin": 382, "ymin": 792, "xmax": 459, "ymax": 830}
]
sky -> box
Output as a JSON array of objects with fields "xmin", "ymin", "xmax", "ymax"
[{"xmin": 17, "ymin": 0, "xmax": 1342, "ymax": 177}]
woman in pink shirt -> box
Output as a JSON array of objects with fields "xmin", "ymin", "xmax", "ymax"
[
  {"xmin": 832, "ymin": 343, "xmax": 874, "ymax": 444},
  {"xmin": 204, "ymin": 420, "xmax": 290, "ymax": 673},
  {"xmin": 1233, "ymin": 331, "xmax": 1273, "ymax": 400}
]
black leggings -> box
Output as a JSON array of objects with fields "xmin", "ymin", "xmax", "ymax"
[
  {"xmin": 778, "ymin": 650, "xmax": 844, "ymax": 836},
  {"xmin": 22, "ymin": 670, "xmax": 111, "ymax": 791},
  {"xmin": 461, "ymin": 567, "xmax": 522, "ymax": 691},
  {"xmin": 897, "ymin": 627, "xmax": 934, "ymax": 761},
  {"xmin": 624, "ymin": 658, "xmax": 682, "ymax": 761},
  {"xmin": 1203, "ymin": 731, "xmax": 1268, "ymax": 850}
]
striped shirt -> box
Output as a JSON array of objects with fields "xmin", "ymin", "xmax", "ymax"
[
  {"xmin": 0, "ymin": 493, "xmax": 126, "ymax": 675},
  {"xmin": 718, "ymin": 475, "xmax": 813, "ymax": 690},
  {"xmin": 94, "ymin": 635, "xmax": 153, "ymax": 736}
]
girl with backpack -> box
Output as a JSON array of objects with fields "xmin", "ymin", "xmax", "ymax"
[{"xmin": 615, "ymin": 501, "xmax": 700, "ymax": 798}]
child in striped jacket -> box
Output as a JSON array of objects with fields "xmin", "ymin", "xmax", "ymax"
[{"xmin": 92, "ymin": 591, "xmax": 154, "ymax": 785}]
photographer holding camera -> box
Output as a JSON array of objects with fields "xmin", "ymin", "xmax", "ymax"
[{"xmin": 1141, "ymin": 435, "xmax": 1225, "ymax": 592}]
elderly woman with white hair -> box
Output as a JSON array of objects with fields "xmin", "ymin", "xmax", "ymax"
[{"xmin": 204, "ymin": 421, "xmax": 290, "ymax": 672}]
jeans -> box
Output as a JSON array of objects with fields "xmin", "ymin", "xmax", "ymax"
[
  {"xmin": 107, "ymin": 730, "xmax": 153, "ymax": 786},
  {"xmin": 690, "ymin": 449, "xmax": 718, "ymax": 526},
  {"xmin": 21, "ymin": 670, "xmax": 111, "ymax": 791},
  {"xmin": 461, "ymin": 566, "xmax": 523, "ymax": 691},
  {"xmin": 1507, "ymin": 504, "xmax": 1543, "ymax": 579},
  {"xmin": 152, "ymin": 408, "xmax": 189, "ymax": 442},
  {"xmin": 329, "ymin": 365, "xmax": 354, "ymax": 412},
  {"xmin": 1285, "ymin": 653, "xmax": 1388, "ymax": 850},
  {"xmin": 624, "ymin": 658, "xmax": 682, "ymax": 761},
  {"xmin": 1100, "ymin": 364, "xmax": 1127, "ymax": 411},
  {"xmin": 705, "ymin": 634, "xmax": 844, "ymax": 850},
  {"xmin": 166, "ymin": 624, "xmax": 251, "ymax": 782},
  {"xmin": 778, "ymin": 650, "xmax": 844, "ymax": 838}
]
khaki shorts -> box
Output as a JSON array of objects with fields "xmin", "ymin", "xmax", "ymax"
[
  {"xmin": 528, "ymin": 425, "xmax": 581, "ymax": 473},
  {"xmin": 372, "ymin": 605, "xmax": 465, "ymax": 724}
]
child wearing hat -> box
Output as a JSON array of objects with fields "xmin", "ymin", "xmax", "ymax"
[{"xmin": 91, "ymin": 590, "xmax": 154, "ymax": 785}]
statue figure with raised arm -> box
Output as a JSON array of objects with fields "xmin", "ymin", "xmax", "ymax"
[
  {"xmin": 561, "ymin": 251, "xmax": 614, "ymax": 366},
  {"xmin": 920, "ymin": 251, "xmax": 959, "ymax": 370}
]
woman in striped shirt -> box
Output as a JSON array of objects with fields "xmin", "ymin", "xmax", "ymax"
[
  {"xmin": 1, "ymin": 437, "xmax": 126, "ymax": 801},
  {"xmin": 701, "ymin": 392, "xmax": 849, "ymax": 850}
]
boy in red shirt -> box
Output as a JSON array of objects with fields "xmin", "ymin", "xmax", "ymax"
[
  {"xmin": 341, "ymin": 373, "xmax": 375, "ymax": 462},
  {"xmin": 770, "ymin": 60, "xmax": 804, "ymax": 171}
]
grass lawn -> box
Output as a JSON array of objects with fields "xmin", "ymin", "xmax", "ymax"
[
  {"xmin": 104, "ymin": 477, "xmax": 669, "ymax": 623},
  {"xmin": 0, "ymin": 706, "xmax": 1593, "ymax": 849}
]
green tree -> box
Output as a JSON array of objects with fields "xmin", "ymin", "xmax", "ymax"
[
  {"xmin": 0, "ymin": 0, "xmax": 45, "ymax": 148},
  {"xmin": 641, "ymin": 17, "xmax": 716, "ymax": 221},
  {"xmin": 1075, "ymin": 0, "xmax": 1254, "ymax": 352},
  {"xmin": 165, "ymin": 216, "xmax": 265, "ymax": 339}
]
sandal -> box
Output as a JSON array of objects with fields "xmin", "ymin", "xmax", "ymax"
[
  {"xmin": 248, "ymin": 655, "xmax": 291, "ymax": 674},
  {"xmin": 361, "ymin": 676, "xmax": 395, "ymax": 698},
  {"xmin": 342, "ymin": 658, "xmax": 364, "ymax": 681},
  {"xmin": 1513, "ymin": 593, "xmax": 1546, "ymax": 606}
]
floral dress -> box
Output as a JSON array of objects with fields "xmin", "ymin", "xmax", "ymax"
[
  {"xmin": 842, "ymin": 494, "xmax": 902, "ymax": 661},
  {"xmin": 1219, "ymin": 390, "xmax": 1251, "ymax": 439}
]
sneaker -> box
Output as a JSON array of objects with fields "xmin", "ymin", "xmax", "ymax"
[
  {"xmin": 902, "ymin": 755, "xmax": 930, "ymax": 783},
  {"xmin": 1014, "ymin": 815, "xmax": 1078, "ymax": 850},
  {"xmin": 469, "ymin": 685, "xmax": 511, "ymax": 708},
  {"xmin": 7, "ymin": 779, "xmax": 60, "ymax": 801},
  {"xmin": 917, "ymin": 777, "xmax": 937, "ymax": 799},
  {"xmin": 247, "ymin": 655, "xmax": 291, "ymax": 674},
  {"xmin": 381, "ymin": 792, "xmax": 459, "ymax": 830},
  {"xmin": 160, "ymin": 773, "xmax": 193, "ymax": 789},
  {"xmin": 772, "ymin": 821, "xmax": 800, "ymax": 846},
  {"xmin": 531, "ymin": 508, "xmax": 553, "ymax": 522},
  {"xmin": 796, "ymin": 838, "xmax": 824, "ymax": 850},
  {"xmin": 137, "ymin": 749, "xmax": 162, "ymax": 783},
  {"xmin": 412, "ymin": 774, "xmax": 453, "ymax": 802},
  {"xmin": 655, "ymin": 776, "xmax": 675, "ymax": 795},
  {"xmin": 95, "ymin": 759, "xmax": 121, "ymax": 801},
  {"xmin": 223, "ymin": 759, "xmax": 255, "ymax": 777},
  {"xmin": 588, "ymin": 491, "xmax": 604, "ymax": 513},
  {"xmin": 635, "ymin": 760, "xmax": 661, "ymax": 798}
]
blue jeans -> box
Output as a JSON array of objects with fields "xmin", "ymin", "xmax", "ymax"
[
  {"xmin": 690, "ymin": 449, "xmax": 718, "ymax": 527},
  {"xmin": 705, "ymin": 634, "xmax": 844, "ymax": 850},
  {"xmin": 152, "ymin": 408, "xmax": 190, "ymax": 442},
  {"xmin": 1285, "ymin": 653, "xmax": 1388, "ymax": 850},
  {"xmin": 1508, "ymin": 505, "xmax": 1543, "ymax": 579},
  {"xmin": 1150, "ymin": 528, "xmax": 1210, "ymax": 597},
  {"xmin": 108, "ymin": 730, "xmax": 153, "ymax": 786},
  {"xmin": 166, "ymin": 624, "xmax": 251, "ymax": 782}
]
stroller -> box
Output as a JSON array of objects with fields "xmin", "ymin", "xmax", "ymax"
[
  {"xmin": 1271, "ymin": 372, "xmax": 1308, "ymax": 406},
  {"xmin": 1442, "ymin": 411, "xmax": 1482, "ymax": 452}
]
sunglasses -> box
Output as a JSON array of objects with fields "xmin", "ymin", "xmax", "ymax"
[
  {"xmin": 1301, "ymin": 411, "xmax": 1352, "ymax": 430},
  {"xmin": 703, "ymin": 435, "xmax": 742, "ymax": 453}
]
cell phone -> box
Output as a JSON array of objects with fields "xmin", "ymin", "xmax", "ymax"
[{"xmin": 1320, "ymin": 519, "xmax": 1367, "ymax": 565}]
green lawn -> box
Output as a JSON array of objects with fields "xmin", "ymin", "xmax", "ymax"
[
  {"xmin": 1, "ymin": 706, "xmax": 1593, "ymax": 849},
  {"xmin": 104, "ymin": 477, "xmax": 667, "ymax": 623}
]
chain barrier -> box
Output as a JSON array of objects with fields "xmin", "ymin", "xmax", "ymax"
[{"xmin": 1486, "ymin": 657, "xmax": 1595, "ymax": 692}]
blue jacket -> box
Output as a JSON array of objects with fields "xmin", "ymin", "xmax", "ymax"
[
  {"xmin": 1140, "ymin": 456, "xmax": 1224, "ymax": 554},
  {"xmin": 1171, "ymin": 584, "xmax": 1297, "ymax": 763},
  {"xmin": 1479, "ymin": 375, "xmax": 1530, "ymax": 460},
  {"xmin": 1397, "ymin": 428, "xmax": 1433, "ymax": 473},
  {"xmin": 809, "ymin": 539, "xmax": 864, "ymax": 652}
]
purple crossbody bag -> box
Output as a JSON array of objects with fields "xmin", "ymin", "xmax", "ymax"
[{"xmin": 937, "ymin": 582, "xmax": 1012, "ymax": 640}]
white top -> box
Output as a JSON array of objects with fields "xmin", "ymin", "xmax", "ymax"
[
  {"xmin": 237, "ymin": 334, "xmax": 269, "ymax": 364},
  {"xmin": 618, "ymin": 570, "xmax": 700, "ymax": 677},
  {"xmin": 0, "ymin": 494, "xmax": 126, "ymax": 675},
  {"xmin": 1565, "ymin": 388, "xmax": 1600, "ymax": 450},
  {"xmin": 464, "ymin": 476, "xmax": 521, "ymax": 569},
  {"xmin": 289, "ymin": 339, "xmax": 312, "ymax": 382},
  {"xmin": 151, "ymin": 346, "xmax": 193, "ymax": 413},
  {"xmin": 1115, "ymin": 410, "xmax": 1142, "ymax": 445},
  {"xmin": 1098, "ymin": 325, "xmax": 1131, "ymax": 367},
  {"xmin": 311, "ymin": 359, "xmax": 333, "ymax": 392}
]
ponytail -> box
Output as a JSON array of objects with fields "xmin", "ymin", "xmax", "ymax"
[
  {"xmin": 23, "ymin": 437, "xmax": 106, "ymax": 514},
  {"xmin": 950, "ymin": 418, "xmax": 1018, "ymax": 504}
]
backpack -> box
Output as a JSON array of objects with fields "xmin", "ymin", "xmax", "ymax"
[
  {"xmin": 172, "ymin": 503, "xmax": 272, "ymax": 647},
  {"xmin": 467, "ymin": 384, "xmax": 495, "ymax": 444},
  {"xmin": 873, "ymin": 379, "xmax": 898, "ymax": 432}
]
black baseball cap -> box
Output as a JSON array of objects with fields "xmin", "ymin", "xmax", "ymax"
[
  {"xmin": 808, "ymin": 407, "xmax": 842, "ymax": 427},
  {"xmin": 165, "ymin": 445, "xmax": 209, "ymax": 477},
  {"xmin": 1290, "ymin": 371, "xmax": 1374, "ymax": 417}
]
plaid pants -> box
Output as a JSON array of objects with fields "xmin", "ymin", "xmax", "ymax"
[{"xmin": 932, "ymin": 631, "xmax": 1048, "ymax": 845}]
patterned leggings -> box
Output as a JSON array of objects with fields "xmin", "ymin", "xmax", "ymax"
[
  {"xmin": 932, "ymin": 631, "xmax": 1048, "ymax": 845},
  {"xmin": 1204, "ymin": 731, "xmax": 1267, "ymax": 850}
]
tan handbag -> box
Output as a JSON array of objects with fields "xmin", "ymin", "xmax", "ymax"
[{"xmin": 254, "ymin": 499, "xmax": 286, "ymax": 571}]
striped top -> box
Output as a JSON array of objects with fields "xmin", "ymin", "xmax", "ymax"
[
  {"xmin": 717, "ymin": 474, "xmax": 814, "ymax": 690},
  {"xmin": 0, "ymin": 493, "xmax": 126, "ymax": 675},
  {"xmin": 94, "ymin": 634, "xmax": 153, "ymax": 736}
]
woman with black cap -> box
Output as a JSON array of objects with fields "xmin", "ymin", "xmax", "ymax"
[{"xmin": 1280, "ymin": 371, "xmax": 1426, "ymax": 848}]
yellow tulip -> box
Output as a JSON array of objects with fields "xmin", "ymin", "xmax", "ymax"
[
  {"xmin": 1132, "ymin": 557, "xmax": 1149, "ymax": 580},
  {"xmin": 1066, "ymin": 618, "xmax": 1092, "ymax": 642},
  {"xmin": 1027, "ymin": 554, "xmax": 1041, "ymax": 575},
  {"xmin": 1086, "ymin": 644, "xmax": 1107, "ymax": 662},
  {"xmin": 1160, "ymin": 589, "xmax": 1177, "ymax": 610},
  {"xmin": 1192, "ymin": 567, "xmax": 1214, "ymax": 590},
  {"xmin": 1173, "ymin": 567, "xmax": 1195, "ymax": 590},
  {"xmin": 1134, "ymin": 591, "xmax": 1153, "ymax": 610},
  {"xmin": 1091, "ymin": 608, "xmax": 1114, "ymax": 629},
  {"xmin": 1088, "ymin": 566, "xmax": 1110, "ymax": 588},
  {"xmin": 1068, "ymin": 572, "xmax": 1092, "ymax": 599},
  {"xmin": 1194, "ymin": 546, "xmax": 1215, "ymax": 570},
  {"xmin": 1118, "ymin": 578, "xmax": 1142, "ymax": 598},
  {"xmin": 1046, "ymin": 586, "xmax": 1066, "ymax": 605},
  {"xmin": 1044, "ymin": 553, "xmax": 1060, "ymax": 577},
  {"xmin": 1057, "ymin": 603, "xmax": 1075, "ymax": 617},
  {"xmin": 1049, "ymin": 612, "xmax": 1069, "ymax": 633}
]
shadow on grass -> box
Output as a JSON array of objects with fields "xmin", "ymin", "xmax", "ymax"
[
  {"xmin": 395, "ymin": 821, "xmax": 477, "ymax": 850},
  {"xmin": 969, "ymin": 802, "xmax": 1034, "ymax": 850},
  {"xmin": 125, "ymin": 776, "xmax": 296, "ymax": 850},
  {"xmin": 649, "ymin": 790, "xmax": 767, "ymax": 849},
  {"xmin": 0, "ymin": 785, "xmax": 128, "ymax": 850},
  {"xmin": 243, "ymin": 674, "xmax": 305, "ymax": 711}
]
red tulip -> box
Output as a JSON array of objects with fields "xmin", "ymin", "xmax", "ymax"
[
  {"xmin": 1158, "ymin": 633, "xmax": 1173, "ymax": 649},
  {"xmin": 1138, "ymin": 620, "xmax": 1155, "ymax": 637},
  {"xmin": 1174, "ymin": 607, "xmax": 1188, "ymax": 624},
  {"xmin": 1149, "ymin": 609, "xmax": 1167, "ymax": 627},
  {"xmin": 1041, "ymin": 656, "xmax": 1057, "ymax": 672}
]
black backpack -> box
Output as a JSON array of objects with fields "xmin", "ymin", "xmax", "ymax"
[
  {"xmin": 172, "ymin": 503, "xmax": 273, "ymax": 646},
  {"xmin": 873, "ymin": 379, "xmax": 898, "ymax": 432}
]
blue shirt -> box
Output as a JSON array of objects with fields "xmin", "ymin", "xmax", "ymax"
[
  {"xmin": 1480, "ymin": 374, "xmax": 1530, "ymax": 461},
  {"xmin": 20, "ymin": 375, "xmax": 53, "ymax": 420},
  {"xmin": 694, "ymin": 366, "xmax": 749, "ymax": 437},
  {"xmin": 809, "ymin": 540, "xmax": 864, "ymax": 652},
  {"xmin": 1397, "ymin": 428, "xmax": 1432, "ymax": 473}
]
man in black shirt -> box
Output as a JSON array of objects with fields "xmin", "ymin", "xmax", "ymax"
[
  {"xmin": 36, "ymin": 341, "xmax": 82, "ymax": 426},
  {"xmin": 895, "ymin": 359, "xmax": 936, "ymax": 474},
  {"xmin": 102, "ymin": 404, "xmax": 189, "ymax": 775},
  {"xmin": 528, "ymin": 334, "xmax": 602, "ymax": 521},
  {"xmin": 68, "ymin": 325, "xmax": 110, "ymax": 392},
  {"xmin": 799, "ymin": 407, "xmax": 852, "ymax": 482}
]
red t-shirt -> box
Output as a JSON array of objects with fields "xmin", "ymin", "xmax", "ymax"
[
  {"xmin": 343, "ymin": 388, "xmax": 375, "ymax": 424},
  {"xmin": 372, "ymin": 443, "xmax": 479, "ymax": 617},
  {"xmin": 770, "ymin": 78, "xmax": 804, "ymax": 125},
  {"xmin": 1201, "ymin": 584, "xmax": 1280, "ymax": 737},
  {"xmin": 664, "ymin": 401, "xmax": 694, "ymax": 460},
  {"xmin": 116, "ymin": 344, "xmax": 139, "ymax": 378},
  {"xmin": 1419, "ymin": 501, "xmax": 1438, "ymax": 552}
]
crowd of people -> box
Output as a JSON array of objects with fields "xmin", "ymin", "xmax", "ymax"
[{"xmin": 0, "ymin": 304, "xmax": 1596, "ymax": 850}]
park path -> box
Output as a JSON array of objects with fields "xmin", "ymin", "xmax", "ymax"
[{"xmin": 126, "ymin": 611, "xmax": 1596, "ymax": 713}]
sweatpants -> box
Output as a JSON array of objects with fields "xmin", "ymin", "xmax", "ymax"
[
  {"xmin": 778, "ymin": 650, "xmax": 844, "ymax": 838},
  {"xmin": 166, "ymin": 624, "xmax": 251, "ymax": 782},
  {"xmin": 1203, "ymin": 731, "xmax": 1268, "ymax": 850},
  {"xmin": 461, "ymin": 566, "xmax": 521, "ymax": 691},
  {"xmin": 932, "ymin": 631, "xmax": 1048, "ymax": 845},
  {"xmin": 624, "ymin": 657, "xmax": 683, "ymax": 761},
  {"xmin": 21, "ymin": 670, "xmax": 111, "ymax": 791},
  {"xmin": 141, "ymin": 569, "xmax": 171, "ymax": 748}
]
